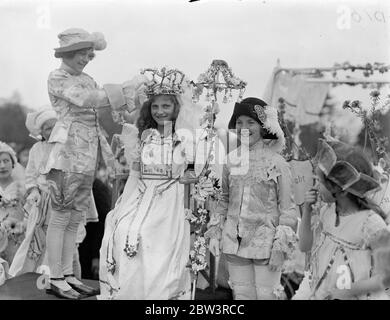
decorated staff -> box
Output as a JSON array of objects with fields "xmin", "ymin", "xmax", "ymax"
[
  {"xmin": 188, "ymin": 60, "xmax": 246, "ymax": 299},
  {"xmin": 342, "ymin": 90, "xmax": 390, "ymax": 221},
  {"xmin": 342, "ymin": 90, "xmax": 390, "ymax": 169}
]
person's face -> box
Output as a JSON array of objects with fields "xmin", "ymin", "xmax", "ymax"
[
  {"xmin": 235, "ymin": 115, "xmax": 262, "ymax": 147},
  {"xmin": 63, "ymin": 48, "xmax": 95, "ymax": 74},
  {"xmin": 40, "ymin": 118, "xmax": 57, "ymax": 141},
  {"xmin": 151, "ymin": 95, "xmax": 176, "ymax": 127},
  {"xmin": 0, "ymin": 152, "xmax": 13, "ymax": 180},
  {"xmin": 315, "ymin": 167, "xmax": 336, "ymax": 203}
]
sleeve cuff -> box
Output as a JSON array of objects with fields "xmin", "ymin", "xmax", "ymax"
[
  {"xmin": 103, "ymin": 84, "xmax": 126, "ymax": 110},
  {"xmin": 272, "ymin": 225, "xmax": 298, "ymax": 259},
  {"xmin": 204, "ymin": 226, "xmax": 222, "ymax": 241}
]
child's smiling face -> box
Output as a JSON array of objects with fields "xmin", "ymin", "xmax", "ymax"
[{"xmin": 235, "ymin": 115, "xmax": 262, "ymax": 147}]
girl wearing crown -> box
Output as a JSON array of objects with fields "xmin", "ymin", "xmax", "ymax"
[
  {"xmin": 98, "ymin": 68, "xmax": 210, "ymax": 300},
  {"xmin": 205, "ymin": 97, "xmax": 298, "ymax": 300},
  {"xmin": 0, "ymin": 141, "xmax": 26, "ymax": 277},
  {"xmin": 295, "ymin": 139, "xmax": 390, "ymax": 299}
]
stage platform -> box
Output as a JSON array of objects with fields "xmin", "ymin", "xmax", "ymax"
[
  {"xmin": 0, "ymin": 273, "xmax": 232, "ymax": 300},
  {"xmin": 0, "ymin": 273, "xmax": 98, "ymax": 300}
]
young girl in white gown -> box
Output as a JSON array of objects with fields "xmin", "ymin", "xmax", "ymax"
[{"xmin": 98, "ymin": 69, "xmax": 210, "ymax": 300}]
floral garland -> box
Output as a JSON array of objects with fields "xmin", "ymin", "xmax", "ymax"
[
  {"xmin": 280, "ymin": 61, "xmax": 390, "ymax": 89},
  {"xmin": 187, "ymin": 60, "xmax": 246, "ymax": 297},
  {"xmin": 186, "ymin": 171, "xmax": 222, "ymax": 274},
  {"xmin": 0, "ymin": 193, "xmax": 27, "ymax": 243},
  {"xmin": 192, "ymin": 59, "xmax": 246, "ymax": 104},
  {"xmin": 0, "ymin": 197, "xmax": 19, "ymax": 210},
  {"xmin": 0, "ymin": 191, "xmax": 20, "ymax": 210},
  {"xmin": 186, "ymin": 208, "xmax": 208, "ymax": 273},
  {"xmin": 332, "ymin": 62, "xmax": 389, "ymax": 77}
]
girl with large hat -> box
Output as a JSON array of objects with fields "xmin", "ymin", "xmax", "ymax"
[
  {"xmin": 205, "ymin": 97, "xmax": 298, "ymax": 299},
  {"xmin": 295, "ymin": 139, "xmax": 390, "ymax": 299}
]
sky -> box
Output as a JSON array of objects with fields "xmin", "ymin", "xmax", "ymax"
[{"xmin": 0, "ymin": 0, "xmax": 389, "ymax": 132}]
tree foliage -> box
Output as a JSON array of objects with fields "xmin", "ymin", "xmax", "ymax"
[{"xmin": 0, "ymin": 102, "xmax": 35, "ymax": 150}]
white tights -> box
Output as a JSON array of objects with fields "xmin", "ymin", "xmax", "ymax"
[{"xmin": 226, "ymin": 254, "xmax": 282, "ymax": 300}]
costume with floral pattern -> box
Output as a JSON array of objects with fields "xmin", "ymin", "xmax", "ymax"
[
  {"xmin": 205, "ymin": 139, "xmax": 298, "ymax": 260},
  {"xmin": 295, "ymin": 203, "xmax": 389, "ymax": 300},
  {"xmin": 0, "ymin": 181, "xmax": 26, "ymax": 267},
  {"xmin": 45, "ymin": 69, "xmax": 115, "ymax": 176}
]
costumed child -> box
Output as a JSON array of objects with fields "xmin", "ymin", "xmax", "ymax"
[
  {"xmin": 371, "ymin": 158, "xmax": 390, "ymax": 224},
  {"xmin": 0, "ymin": 141, "xmax": 26, "ymax": 279},
  {"xmin": 8, "ymin": 108, "xmax": 91, "ymax": 279},
  {"xmin": 294, "ymin": 139, "xmax": 390, "ymax": 299},
  {"xmin": 43, "ymin": 27, "xmax": 141, "ymax": 299},
  {"xmin": 98, "ymin": 67, "xmax": 212, "ymax": 300},
  {"xmin": 205, "ymin": 97, "xmax": 298, "ymax": 300}
]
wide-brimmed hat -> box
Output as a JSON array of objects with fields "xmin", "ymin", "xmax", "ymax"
[
  {"xmin": 54, "ymin": 28, "xmax": 107, "ymax": 58},
  {"xmin": 228, "ymin": 97, "xmax": 285, "ymax": 151},
  {"xmin": 315, "ymin": 139, "xmax": 381, "ymax": 198}
]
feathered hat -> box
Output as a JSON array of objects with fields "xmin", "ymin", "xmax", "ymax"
[
  {"xmin": 228, "ymin": 97, "xmax": 286, "ymax": 153},
  {"xmin": 54, "ymin": 28, "xmax": 107, "ymax": 58}
]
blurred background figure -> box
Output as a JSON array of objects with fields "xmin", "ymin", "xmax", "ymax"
[
  {"xmin": 17, "ymin": 147, "xmax": 30, "ymax": 169},
  {"xmin": 0, "ymin": 141, "xmax": 26, "ymax": 271},
  {"xmin": 9, "ymin": 108, "xmax": 57, "ymax": 277}
]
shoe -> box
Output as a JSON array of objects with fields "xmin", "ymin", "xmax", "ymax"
[
  {"xmin": 46, "ymin": 283, "xmax": 83, "ymax": 300},
  {"xmin": 67, "ymin": 282, "xmax": 100, "ymax": 296}
]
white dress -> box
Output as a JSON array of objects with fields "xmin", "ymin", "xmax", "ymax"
[
  {"xmin": 294, "ymin": 203, "xmax": 389, "ymax": 300},
  {"xmin": 98, "ymin": 130, "xmax": 192, "ymax": 300}
]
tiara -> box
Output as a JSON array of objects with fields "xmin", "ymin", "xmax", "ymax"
[
  {"xmin": 140, "ymin": 67, "xmax": 186, "ymax": 98},
  {"xmin": 315, "ymin": 139, "xmax": 380, "ymax": 198}
]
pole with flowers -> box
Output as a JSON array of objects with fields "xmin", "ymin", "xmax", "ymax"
[
  {"xmin": 342, "ymin": 90, "xmax": 390, "ymax": 171},
  {"xmin": 187, "ymin": 60, "xmax": 246, "ymax": 299}
]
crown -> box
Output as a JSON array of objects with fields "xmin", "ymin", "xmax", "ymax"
[{"xmin": 140, "ymin": 67, "xmax": 186, "ymax": 98}]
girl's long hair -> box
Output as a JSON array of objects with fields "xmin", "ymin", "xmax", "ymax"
[
  {"xmin": 326, "ymin": 141, "xmax": 386, "ymax": 220},
  {"xmin": 136, "ymin": 95, "xmax": 180, "ymax": 139}
]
